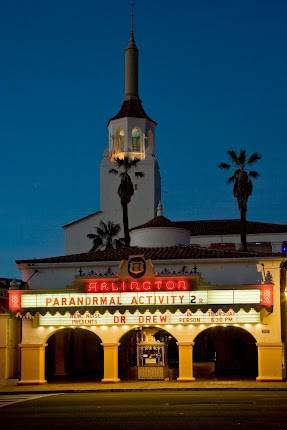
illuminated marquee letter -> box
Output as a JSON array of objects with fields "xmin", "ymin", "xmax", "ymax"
[
  {"xmin": 260, "ymin": 284, "xmax": 273, "ymax": 307},
  {"xmin": 166, "ymin": 280, "xmax": 175, "ymax": 290},
  {"xmin": 9, "ymin": 291, "xmax": 22, "ymax": 312},
  {"xmin": 142, "ymin": 281, "xmax": 151, "ymax": 291},
  {"xmin": 177, "ymin": 280, "xmax": 188, "ymax": 290}
]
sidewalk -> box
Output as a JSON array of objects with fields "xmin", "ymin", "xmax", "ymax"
[{"xmin": 1, "ymin": 379, "xmax": 287, "ymax": 394}]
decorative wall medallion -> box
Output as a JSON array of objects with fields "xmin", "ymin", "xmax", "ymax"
[{"xmin": 128, "ymin": 256, "xmax": 146, "ymax": 278}]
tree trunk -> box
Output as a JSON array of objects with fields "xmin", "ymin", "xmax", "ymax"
[
  {"xmin": 240, "ymin": 207, "xmax": 247, "ymax": 251},
  {"xmin": 122, "ymin": 202, "xmax": 130, "ymax": 247}
]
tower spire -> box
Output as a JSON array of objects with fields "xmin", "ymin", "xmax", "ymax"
[
  {"xmin": 130, "ymin": 2, "xmax": 134, "ymax": 39},
  {"xmin": 125, "ymin": 3, "xmax": 138, "ymax": 99},
  {"xmin": 108, "ymin": 6, "xmax": 156, "ymax": 125}
]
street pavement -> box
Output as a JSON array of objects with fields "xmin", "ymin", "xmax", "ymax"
[
  {"xmin": 1, "ymin": 390, "xmax": 287, "ymax": 430},
  {"xmin": 0, "ymin": 393, "xmax": 58, "ymax": 408}
]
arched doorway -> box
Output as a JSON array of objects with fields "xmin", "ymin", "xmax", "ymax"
[
  {"xmin": 118, "ymin": 327, "xmax": 178, "ymax": 380},
  {"xmin": 45, "ymin": 328, "xmax": 103, "ymax": 381},
  {"xmin": 193, "ymin": 326, "xmax": 258, "ymax": 379}
]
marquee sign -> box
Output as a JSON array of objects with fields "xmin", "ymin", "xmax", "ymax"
[
  {"xmin": 38, "ymin": 308, "xmax": 261, "ymax": 326},
  {"xmin": 83, "ymin": 277, "xmax": 193, "ymax": 293},
  {"xmin": 9, "ymin": 285, "xmax": 273, "ymax": 313}
]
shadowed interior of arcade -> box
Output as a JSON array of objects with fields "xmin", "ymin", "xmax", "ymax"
[
  {"xmin": 119, "ymin": 327, "xmax": 179, "ymax": 380},
  {"xmin": 45, "ymin": 328, "xmax": 103, "ymax": 381},
  {"xmin": 193, "ymin": 326, "xmax": 258, "ymax": 379}
]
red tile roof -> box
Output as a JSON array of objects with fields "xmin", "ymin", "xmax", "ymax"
[
  {"xmin": 177, "ymin": 219, "xmax": 287, "ymax": 235},
  {"xmin": 130, "ymin": 216, "xmax": 175, "ymax": 230},
  {"xmin": 16, "ymin": 244, "xmax": 280, "ymax": 265},
  {"xmin": 131, "ymin": 218, "xmax": 287, "ymax": 236},
  {"xmin": 108, "ymin": 98, "xmax": 156, "ymax": 125}
]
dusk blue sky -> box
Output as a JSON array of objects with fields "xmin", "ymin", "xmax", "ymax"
[{"xmin": 1, "ymin": 0, "xmax": 286, "ymax": 278}]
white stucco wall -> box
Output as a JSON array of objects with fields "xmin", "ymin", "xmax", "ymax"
[
  {"xmin": 100, "ymin": 153, "xmax": 161, "ymax": 231},
  {"xmin": 130, "ymin": 227, "xmax": 190, "ymax": 247},
  {"xmin": 63, "ymin": 212, "xmax": 106, "ymax": 255},
  {"xmin": 18, "ymin": 256, "xmax": 279, "ymax": 290}
]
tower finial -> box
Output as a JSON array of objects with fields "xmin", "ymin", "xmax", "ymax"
[
  {"xmin": 157, "ymin": 201, "xmax": 163, "ymax": 216},
  {"xmin": 131, "ymin": 2, "xmax": 135, "ymax": 38}
]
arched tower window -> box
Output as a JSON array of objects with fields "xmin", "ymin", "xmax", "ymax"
[
  {"xmin": 116, "ymin": 128, "xmax": 125, "ymax": 153},
  {"xmin": 131, "ymin": 128, "xmax": 141, "ymax": 152}
]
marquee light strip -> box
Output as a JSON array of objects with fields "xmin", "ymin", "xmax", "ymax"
[
  {"xmin": 19, "ymin": 290, "xmax": 262, "ymax": 308},
  {"xmin": 9, "ymin": 285, "xmax": 273, "ymax": 313},
  {"xmin": 38, "ymin": 309, "xmax": 261, "ymax": 326}
]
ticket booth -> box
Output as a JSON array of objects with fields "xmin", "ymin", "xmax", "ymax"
[{"xmin": 137, "ymin": 329, "xmax": 168, "ymax": 380}]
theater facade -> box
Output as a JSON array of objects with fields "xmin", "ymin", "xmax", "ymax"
[
  {"xmin": 2, "ymin": 22, "xmax": 287, "ymax": 386},
  {"xmin": 7, "ymin": 247, "xmax": 286, "ymax": 384}
]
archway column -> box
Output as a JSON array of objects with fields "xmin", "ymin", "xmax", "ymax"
[
  {"xmin": 177, "ymin": 341, "xmax": 195, "ymax": 382},
  {"xmin": 256, "ymin": 342, "xmax": 283, "ymax": 381},
  {"xmin": 18, "ymin": 343, "xmax": 47, "ymax": 385},
  {"xmin": 101, "ymin": 342, "xmax": 120, "ymax": 383}
]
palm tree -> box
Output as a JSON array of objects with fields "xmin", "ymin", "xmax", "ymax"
[
  {"xmin": 87, "ymin": 220, "xmax": 124, "ymax": 251},
  {"xmin": 109, "ymin": 156, "xmax": 144, "ymax": 246},
  {"xmin": 219, "ymin": 149, "xmax": 261, "ymax": 251}
]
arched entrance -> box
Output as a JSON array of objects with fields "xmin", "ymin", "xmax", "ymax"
[
  {"xmin": 193, "ymin": 326, "xmax": 258, "ymax": 379},
  {"xmin": 118, "ymin": 327, "xmax": 178, "ymax": 380},
  {"xmin": 45, "ymin": 328, "xmax": 103, "ymax": 381}
]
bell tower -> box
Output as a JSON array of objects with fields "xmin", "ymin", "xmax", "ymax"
[{"xmin": 100, "ymin": 19, "xmax": 161, "ymax": 229}]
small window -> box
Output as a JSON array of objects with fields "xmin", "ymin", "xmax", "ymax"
[
  {"xmin": 116, "ymin": 128, "xmax": 125, "ymax": 152},
  {"xmin": 131, "ymin": 128, "xmax": 141, "ymax": 152}
]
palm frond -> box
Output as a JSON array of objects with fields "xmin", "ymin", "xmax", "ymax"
[
  {"xmin": 87, "ymin": 233, "xmax": 96, "ymax": 239},
  {"xmin": 227, "ymin": 149, "xmax": 238, "ymax": 163},
  {"xmin": 113, "ymin": 157, "xmax": 125, "ymax": 167},
  {"xmin": 96, "ymin": 226, "xmax": 106, "ymax": 237},
  {"xmin": 129, "ymin": 157, "xmax": 140, "ymax": 165},
  {"xmin": 135, "ymin": 171, "xmax": 144, "ymax": 178},
  {"xmin": 218, "ymin": 162, "xmax": 230, "ymax": 169},
  {"xmin": 87, "ymin": 220, "xmax": 121, "ymax": 251},
  {"xmin": 227, "ymin": 175, "xmax": 236, "ymax": 183},
  {"xmin": 249, "ymin": 170, "xmax": 259, "ymax": 178},
  {"xmin": 247, "ymin": 152, "xmax": 261, "ymax": 165},
  {"xmin": 109, "ymin": 168, "xmax": 119, "ymax": 175},
  {"xmin": 124, "ymin": 157, "xmax": 140, "ymax": 169},
  {"xmin": 238, "ymin": 149, "xmax": 246, "ymax": 165}
]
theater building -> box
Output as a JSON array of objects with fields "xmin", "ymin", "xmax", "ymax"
[
  {"xmin": 6, "ymin": 246, "xmax": 286, "ymax": 384},
  {"xmin": 2, "ymin": 25, "xmax": 287, "ymax": 385}
]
